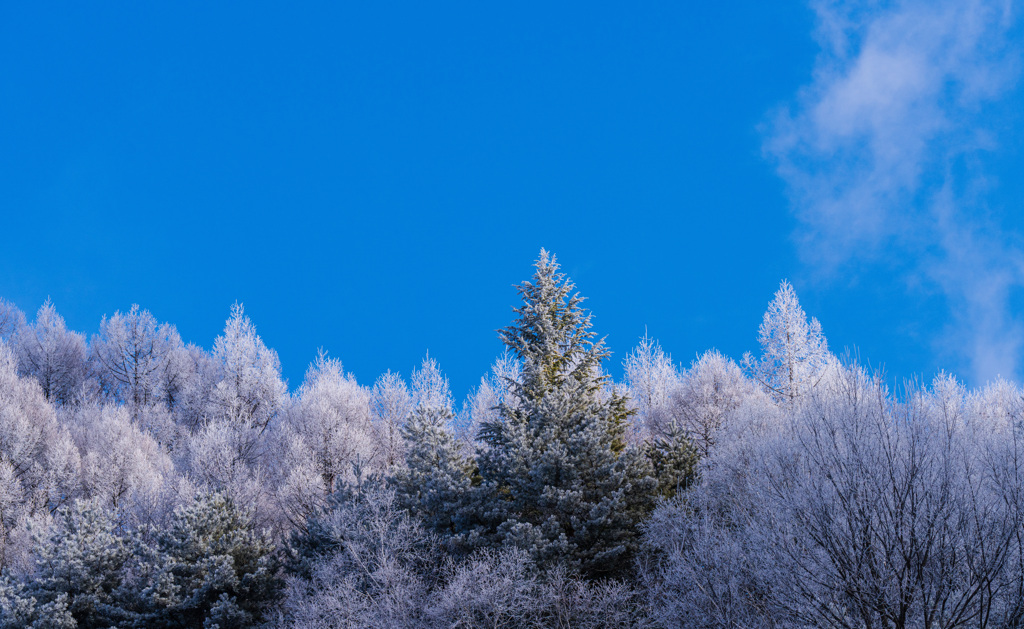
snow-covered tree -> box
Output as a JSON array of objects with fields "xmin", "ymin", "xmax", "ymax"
[
  {"xmin": 468, "ymin": 250, "xmax": 657, "ymax": 576},
  {"xmin": 182, "ymin": 419, "xmax": 274, "ymax": 530},
  {"xmin": 1, "ymin": 490, "xmax": 281, "ymax": 629},
  {"xmin": 461, "ymin": 351, "xmax": 521, "ymax": 445},
  {"xmin": 370, "ymin": 371, "xmax": 414, "ymax": 469},
  {"xmin": 208, "ymin": 303, "xmax": 287, "ymax": 430},
  {"xmin": 205, "ymin": 303, "xmax": 287, "ymax": 466},
  {"xmin": 431, "ymin": 548, "xmax": 655, "ymax": 629},
  {"xmin": 390, "ymin": 357, "xmax": 472, "ymax": 538},
  {"xmin": 90, "ymin": 304, "xmax": 183, "ymax": 410},
  {"xmin": 276, "ymin": 353, "xmax": 376, "ymax": 525},
  {"xmin": 0, "ymin": 342, "xmax": 80, "ymax": 574},
  {"xmin": 742, "ymin": 280, "xmax": 830, "ymax": 404},
  {"xmin": 163, "ymin": 343, "xmax": 218, "ymax": 431},
  {"xmin": 0, "ymin": 499, "xmax": 135, "ymax": 628},
  {"xmin": 392, "ymin": 396, "xmax": 472, "ymax": 539},
  {"xmin": 13, "ymin": 300, "xmax": 88, "ymax": 406},
  {"xmin": 668, "ymin": 350, "xmax": 764, "ymax": 458},
  {"xmin": 280, "ymin": 485, "xmax": 655, "ymax": 628},
  {"xmin": 644, "ymin": 421, "xmax": 698, "ymax": 500},
  {"xmin": 62, "ymin": 404, "xmax": 175, "ymax": 516},
  {"xmin": 645, "ymin": 361, "xmax": 1024, "ymax": 629},
  {"xmin": 410, "ymin": 355, "xmax": 451, "ymax": 412},
  {"xmin": 363, "ymin": 355, "xmax": 456, "ymax": 475},
  {"xmin": 133, "ymin": 492, "xmax": 282, "ymax": 629},
  {"xmin": 641, "ymin": 495, "xmax": 772, "ymax": 629},
  {"xmin": 281, "ymin": 483, "xmax": 440, "ymax": 629},
  {"xmin": 0, "ymin": 299, "xmax": 24, "ymax": 342},
  {"xmin": 623, "ymin": 333, "xmax": 679, "ymax": 440}
]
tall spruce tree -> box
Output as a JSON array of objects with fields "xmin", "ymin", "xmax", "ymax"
[{"xmin": 467, "ymin": 250, "xmax": 657, "ymax": 576}]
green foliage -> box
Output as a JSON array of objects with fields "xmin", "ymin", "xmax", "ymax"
[
  {"xmin": 466, "ymin": 250, "xmax": 657, "ymax": 576},
  {"xmin": 0, "ymin": 500, "xmax": 134, "ymax": 629},
  {"xmin": 0, "ymin": 493, "xmax": 281, "ymax": 629},
  {"xmin": 645, "ymin": 422, "xmax": 698, "ymax": 499},
  {"xmin": 391, "ymin": 404, "xmax": 473, "ymax": 537},
  {"xmin": 134, "ymin": 492, "xmax": 282, "ymax": 629}
]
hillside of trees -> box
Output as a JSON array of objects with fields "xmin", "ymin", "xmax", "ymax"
[{"xmin": 2, "ymin": 250, "xmax": 1024, "ymax": 628}]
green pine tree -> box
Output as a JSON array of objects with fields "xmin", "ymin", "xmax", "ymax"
[
  {"xmin": 134, "ymin": 492, "xmax": 282, "ymax": 629},
  {"xmin": 0, "ymin": 500, "xmax": 136, "ymax": 629},
  {"xmin": 645, "ymin": 422, "xmax": 699, "ymax": 499},
  {"xmin": 391, "ymin": 402, "xmax": 474, "ymax": 537},
  {"xmin": 466, "ymin": 250, "xmax": 657, "ymax": 577}
]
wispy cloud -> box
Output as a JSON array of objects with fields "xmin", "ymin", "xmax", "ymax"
[{"xmin": 766, "ymin": 0, "xmax": 1022, "ymax": 383}]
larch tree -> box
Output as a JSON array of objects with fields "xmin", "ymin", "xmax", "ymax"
[
  {"xmin": 277, "ymin": 353, "xmax": 376, "ymax": 525},
  {"xmin": 0, "ymin": 340, "xmax": 81, "ymax": 573},
  {"xmin": 462, "ymin": 350, "xmax": 521, "ymax": 448},
  {"xmin": 181, "ymin": 305, "xmax": 285, "ymax": 529},
  {"xmin": 206, "ymin": 303, "xmax": 287, "ymax": 464},
  {"xmin": 90, "ymin": 304, "xmax": 184, "ymax": 410},
  {"xmin": 644, "ymin": 363, "xmax": 1024, "ymax": 629},
  {"xmin": 468, "ymin": 250, "xmax": 657, "ymax": 576},
  {"xmin": 0, "ymin": 299, "xmax": 24, "ymax": 342},
  {"xmin": 410, "ymin": 354, "xmax": 452, "ymax": 412},
  {"xmin": 742, "ymin": 280, "xmax": 830, "ymax": 405},
  {"xmin": 62, "ymin": 404, "xmax": 175, "ymax": 515},
  {"xmin": 13, "ymin": 299, "xmax": 88, "ymax": 406},
  {"xmin": 668, "ymin": 350, "xmax": 764, "ymax": 458},
  {"xmin": 370, "ymin": 371, "xmax": 414, "ymax": 469},
  {"xmin": 162, "ymin": 343, "xmax": 218, "ymax": 431},
  {"xmin": 623, "ymin": 334, "xmax": 680, "ymax": 442}
]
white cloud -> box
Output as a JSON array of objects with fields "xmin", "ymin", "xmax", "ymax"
[{"xmin": 766, "ymin": 0, "xmax": 1022, "ymax": 383}]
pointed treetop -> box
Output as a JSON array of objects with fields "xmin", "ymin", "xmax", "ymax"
[
  {"xmin": 499, "ymin": 249, "xmax": 608, "ymax": 398},
  {"xmin": 743, "ymin": 280, "xmax": 830, "ymax": 403}
]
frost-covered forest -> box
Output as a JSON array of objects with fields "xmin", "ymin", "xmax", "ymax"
[{"xmin": 2, "ymin": 250, "xmax": 1024, "ymax": 629}]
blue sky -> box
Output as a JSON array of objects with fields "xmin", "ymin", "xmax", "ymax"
[{"xmin": 2, "ymin": 1, "xmax": 1022, "ymax": 398}]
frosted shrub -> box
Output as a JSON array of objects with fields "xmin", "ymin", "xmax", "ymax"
[{"xmin": 278, "ymin": 483, "xmax": 440, "ymax": 629}]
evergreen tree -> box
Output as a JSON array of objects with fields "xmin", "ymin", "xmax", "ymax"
[
  {"xmin": 391, "ymin": 403, "xmax": 473, "ymax": 537},
  {"xmin": 644, "ymin": 422, "xmax": 698, "ymax": 500},
  {"xmin": 0, "ymin": 500, "xmax": 136, "ymax": 629},
  {"xmin": 466, "ymin": 250, "xmax": 657, "ymax": 576},
  {"xmin": 134, "ymin": 492, "xmax": 282, "ymax": 628}
]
